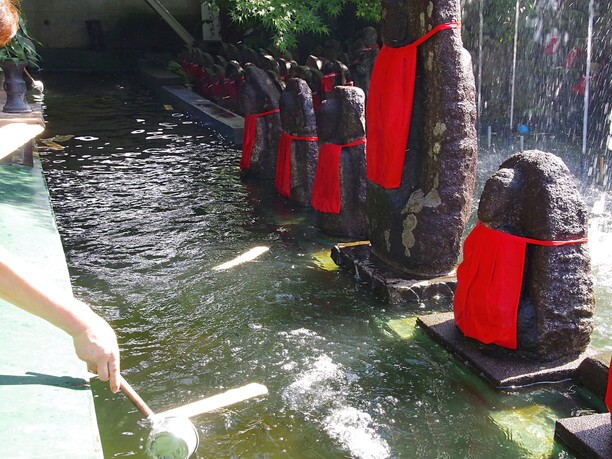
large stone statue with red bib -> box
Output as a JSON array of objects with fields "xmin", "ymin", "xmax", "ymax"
[
  {"xmin": 312, "ymin": 86, "xmax": 367, "ymax": 238},
  {"xmin": 454, "ymin": 151, "xmax": 595, "ymax": 362},
  {"xmin": 239, "ymin": 63, "xmax": 282, "ymax": 180},
  {"xmin": 366, "ymin": 0, "xmax": 478, "ymax": 277},
  {"xmin": 275, "ymin": 78, "xmax": 318, "ymax": 206}
]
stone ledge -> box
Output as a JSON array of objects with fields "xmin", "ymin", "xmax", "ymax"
[
  {"xmin": 138, "ymin": 67, "xmax": 244, "ymax": 145},
  {"xmin": 138, "ymin": 66, "xmax": 183, "ymax": 90},
  {"xmin": 160, "ymin": 86, "xmax": 244, "ymax": 145},
  {"xmin": 555, "ymin": 413, "xmax": 611, "ymax": 459},
  {"xmin": 331, "ymin": 242, "xmax": 456, "ymax": 306},
  {"xmin": 0, "ymin": 160, "xmax": 103, "ymax": 458},
  {"xmin": 416, "ymin": 312, "xmax": 590, "ymax": 389}
]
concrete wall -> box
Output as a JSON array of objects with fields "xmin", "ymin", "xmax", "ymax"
[{"xmin": 21, "ymin": 0, "xmax": 201, "ymax": 50}]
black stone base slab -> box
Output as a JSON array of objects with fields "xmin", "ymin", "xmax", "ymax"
[
  {"xmin": 416, "ymin": 312, "xmax": 591, "ymax": 389},
  {"xmin": 576, "ymin": 355, "xmax": 612, "ymax": 402},
  {"xmin": 331, "ymin": 242, "xmax": 456, "ymax": 306},
  {"xmin": 555, "ymin": 413, "xmax": 611, "ymax": 459}
]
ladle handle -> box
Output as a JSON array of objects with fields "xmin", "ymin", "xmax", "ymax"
[{"xmin": 119, "ymin": 376, "xmax": 155, "ymax": 418}]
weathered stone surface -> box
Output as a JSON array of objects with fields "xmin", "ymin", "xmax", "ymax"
[
  {"xmin": 367, "ymin": 0, "xmax": 478, "ymax": 277},
  {"xmin": 315, "ymin": 85, "xmax": 367, "ymax": 238},
  {"xmin": 225, "ymin": 60, "xmax": 244, "ymax": 82},
  {"xmin": 555, "ymin": 414, "xmax": 611, "ymax": 459},
  {"xmin": 575, "ymin": 355, "xmax": 612, "ymax": 402},
  {"xmin": 322, "ymin": 59, "xmax": 349, "ymax": 86},
  {"xmin": 288, "ymin": 64, "xmax": 323, "ymax": 98},
  {"xmin": 474, "ymin": 150, "xmax": 595, "ymax": 362},
  {"xmin": 279, "ymin": 78, "xmax": 318, "ymax": 206},
  {"xmin": 238, "ymin": 63, "xmax": 282, "ymax": 180}
]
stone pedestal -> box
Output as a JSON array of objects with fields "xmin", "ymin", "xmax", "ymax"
[
  {"xmin": 555, "ymin": 414, "xmax": 611, "ymax": 459},
  {"xmin": 417, "ymin": 312, "xmax": 591, "ymax": 388},
  {"xmin": 331, "ymin": 242, "xmax": 456, "ymax": 306}
]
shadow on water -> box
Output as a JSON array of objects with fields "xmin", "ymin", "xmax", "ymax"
[{"xmin": 38, "ymin": 72, "xmax": 609, "ymax": 458}]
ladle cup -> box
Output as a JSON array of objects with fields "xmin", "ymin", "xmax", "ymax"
[
  {"xmin": 120, "ymin": 376, "xmax": 198, "ymax": 459},
  {"xmin": 119, "ymin": 376, "xmax": 269, "ymax": 459}
]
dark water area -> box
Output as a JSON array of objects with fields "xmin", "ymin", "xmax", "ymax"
[{"xmin": 38, "ymin": 72, "xmax": 608, "ymax": 458}]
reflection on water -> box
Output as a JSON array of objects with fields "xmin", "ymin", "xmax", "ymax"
[{"xmin": 39, "ymin": 73, "xmax": 609, "ymax": 458}]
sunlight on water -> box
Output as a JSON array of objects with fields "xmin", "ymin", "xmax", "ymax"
[
  {"xmin": 589, "ymin": 194, "xmax": 612, "ymax": 287},
  {"xmin": 587, "ymin": 191, "xmax": 612, "ymax": 351}
]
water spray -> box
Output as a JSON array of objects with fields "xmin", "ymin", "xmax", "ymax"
[{"xmin": 509, "ymin": 0, "xmax": 520, "ymax": 131}]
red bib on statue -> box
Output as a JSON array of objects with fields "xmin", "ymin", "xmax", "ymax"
[
  {"xmin": 606, "ymin": 357, "xmax": 612, "ymax": 412},
  {"xmin": 275, "ymin": 132, "xmax": 318, "ymax": 197},
  {"xmin": 311, "ymin": 138, "xmax": 365, "ymax": 214},
  {"xmin": 453, "ymin": 222, "xmax": 587, "ymax": 349},
  {"xmin": 240, "ymin": 109, "xmax": 280, "ymax": 170},
  {"xmin": 366, "ymin": 22, "xmax": 461, "ymax": 189}
]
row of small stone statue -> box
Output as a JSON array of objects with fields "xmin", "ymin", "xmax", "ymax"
[
  {"xmin": 237, "ymin": 60, "xmax": 369, "ymax": 239},
  {"xmin": 177, "ymin": 27, "xmax": 379, "ymax": 116}
]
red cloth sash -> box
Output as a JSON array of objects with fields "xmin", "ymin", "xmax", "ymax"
[
  {"xmin": 366, "ymin": 22, "xmax": 461, "ymax": 189},
  {"xmin": 240, "ymin": 109, "xmax": 280, "ymax": 170},
  {"xmin": 311, "ymin": 138, "xmax": 366, "ymax": 213},
  {"xmin": 321, "ymin": 72, "xmax": 339, "ymax": 93},
  {"xmin": 606, "ymin": 357, "xmax": 612, "ymax": 412},
  {"xmin": 453, "ymin": 222, "xmax": 588, "ymax": 349},
  {"xmin": 180, "ymin": 61, "xmax": 206, "ymax": 81},
  {"xmin": 274, "ymin": 131, "xmax": 318, "ymax": 197}
]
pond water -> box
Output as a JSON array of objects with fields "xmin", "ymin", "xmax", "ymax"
[{"xmin": 39, "ymin": 73, "xmax": 609, "ymax": 459}]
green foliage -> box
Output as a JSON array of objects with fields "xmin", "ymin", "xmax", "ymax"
[
  {"xmin": 0, "ymin": 14, "xmax": 41, "ymax": 67},
  {"xmin": 166, "ymin": 59, "xmax": 192, "ymax": 84},
  {"xmin": 202, "ymin": 0, "xmax": 380, "ymax": 50}
]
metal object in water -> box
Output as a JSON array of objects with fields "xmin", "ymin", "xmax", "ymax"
[{"xmin": 146, "ymin": 416, "xmax": 199, "ymax": 459}]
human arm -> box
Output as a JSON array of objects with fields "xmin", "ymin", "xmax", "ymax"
[{"xmin": 0, "ymin": 246, "xmax": 120, "ymax": 392}]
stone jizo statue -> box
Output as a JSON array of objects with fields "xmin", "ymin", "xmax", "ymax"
[
  {"xmin": 311, "ymin": 86, "xmax": 367, "ymax": 238},
  {"xmin": 454, "ymin": 151, "xmax": 595, "ymax": 362}
]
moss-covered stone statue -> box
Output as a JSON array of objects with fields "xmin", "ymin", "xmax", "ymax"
[{"xmin": 366, "ymin": 0, "xmax": 478, "ymax": 277}]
